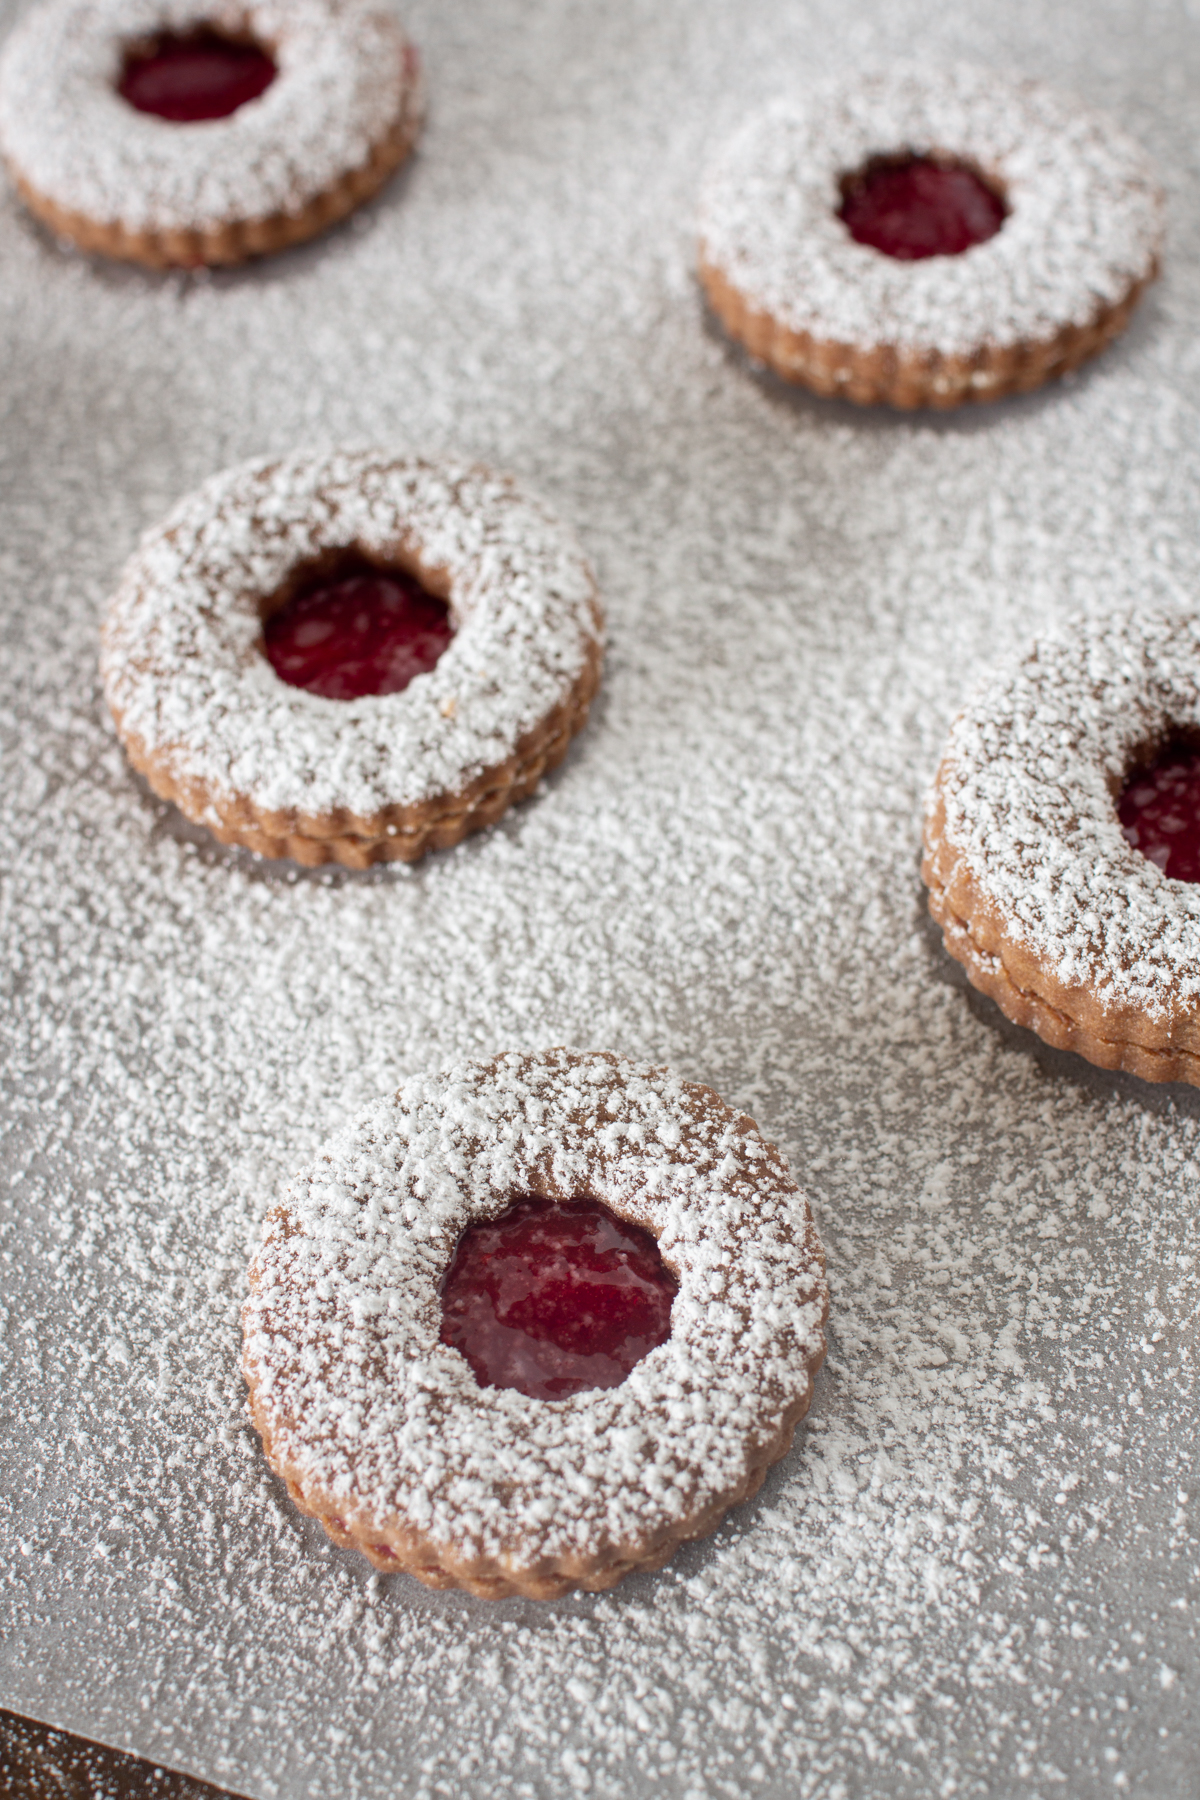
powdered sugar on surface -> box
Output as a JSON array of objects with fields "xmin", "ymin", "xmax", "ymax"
[
  {"xmin": 932, "ymin": 609, "xmax": 1200, "ymax": 1018},
  {"xmin": 102, "ymin": 452, "xmax": 601, "ymax": 817},
  {"xmin": 1, "ymin": 0, "xmax": 1199, "ymax": 1794},
  {"xmin": 700, "ymin": 64, "xmax": 1163, "ymax": 358},
  {"xmin": 0, "ymin": 0, "xmax": 417, "ymax": 234},
  {"xmin": 245, "ymin": 1052, "xmax": 825, "ymax": 1561}
]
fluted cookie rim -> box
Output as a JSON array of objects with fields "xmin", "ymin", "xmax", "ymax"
[
  {"xmin": 0, "ymin": 0, "xmax": 423, "ymax": 267},
  {"xmin": 698, "ymin": 63, "xmax": 1163, "ymax": 410},
  {"xmin": 101, "ymin": 450, "xmax": 605, "ymax": 866},
  {"xmin": 241, "ymin": 1049, "xmax": 829, "ymax": 1599},
  {"xmin": 923, "ymin": 608, "xmax": 1200, "ymax": 1083}
]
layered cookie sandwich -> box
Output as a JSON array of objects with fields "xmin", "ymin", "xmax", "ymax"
[
  {"xmin": 699, "ymin": 64, "xmax": 1162, "ymax": 409},
  {"xmin": 101, "ymin": 450, "xmax": 604, "ymax": 867},
  {"xmin": 242, "ymin": 1050, "xmax": 829, "ymax": 1597},
  {"xmin": 924, "ymin": 608, "xmax": 1200, "ymax": 1084},
  {"xmin": 0, "ymin": 0, "xmax": 422, "ymax": 266}
]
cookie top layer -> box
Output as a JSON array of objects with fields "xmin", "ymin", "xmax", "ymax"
[
  {"xmin": 0, "ymin": 0, "xmax": 419, "ymax": 235},
  {"xmin": 242, "ymin": 1049, "xmax": 828, "ymax": 1567},
  {"xmin": 699, "ymin": 63, "xmax": 1162, "ymax": 358},
  {"xmin": 929, "ymin": 608, "xmax": 1200, "ymax": 1023},
  {"xmin": 100, "ymin": 450, "xmax": 603, "ymax": 821}
]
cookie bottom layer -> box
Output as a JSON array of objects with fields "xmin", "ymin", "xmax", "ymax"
[
  {"xmin": 699, "ymin": 256, "xmax": 1156, "ymax": 411},
  {"xmin": 120, "ymin": 646, "xmax": 601, "ymax": 868},
  {"xmin": 6, "ymin": 105, "xmax": 418, "ymax": 268},
  {"xmin": 258, "ymin": 1373, "xmax": 823, "ymax": 1600},
  {"xmin": 922, "ymin": 847, "xmax": 1200, "ymax": 1087}
]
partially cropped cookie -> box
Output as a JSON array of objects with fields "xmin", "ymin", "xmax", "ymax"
[
  {"xmin": 101, "ymin": 451, "xmax": 604, "ymax": 867},
  {"xmin": 699, "ymin": 64, "xmax": 1163, "ymax": 409},
  {"xmin": 0, "ymin": 0, "xmax": 422, "ymax": 267},
  {"xmin": 923, "ymin": 608, "xmax": 1200, "ymax": 1084},
  {"xmin": 242, "ymin": 1049, "xmax": 829, "ymax": 1599}
]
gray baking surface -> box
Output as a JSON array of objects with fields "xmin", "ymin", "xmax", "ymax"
[{"xmin": 1, "ymin": 0, "xmax": 1197, "ymax": 1794}]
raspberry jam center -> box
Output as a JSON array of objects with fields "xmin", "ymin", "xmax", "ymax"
[
  {"xmin": 1118, "ymin": 744, "xmax": 1200, "ymax": 884},
  {"xmin": 120, "ymin": 31, "xmax": 277, "ymax": 122},
  {"xmin": 263, "ymin": 560, "xmax": 453, "ymax": 701},
  {"xmin": 440, "ymin": 1197, "xmax": 676, "ymax": 1401},
  {"xmin": 839, "ymin": 157, "xmax": 1006, "ymax": 260}
]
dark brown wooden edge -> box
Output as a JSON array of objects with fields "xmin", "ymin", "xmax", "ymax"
[{"xmin": 0, "ymin": 1707, "xmax": 240, "ymax": 1799}]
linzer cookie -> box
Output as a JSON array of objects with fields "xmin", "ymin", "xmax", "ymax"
[
  {"xmin": 241, "ymin": 1049, "xmax": 829, "ymax": 1599},
  {"xmin": 699, "ymin": 64, "xmax": 1163, "ymax": 409},
  {"xmin": 0, "ymin": 0, "xmax": 422, "ymax": 267},
  {"xmin": 101, "ymin": 451, "xmax": 604, "ymax": 867},
  {"xmin": 923, "ymin": 608, "xmax": 1200, "ymax": 1085}
]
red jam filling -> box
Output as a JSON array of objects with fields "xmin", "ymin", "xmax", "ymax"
[
  {"xmin": 263, "ymin": 559, "xmax": 453, "ymax": 701},
  {"xmin": 839, "ymin": 157, "xmax": 1006, "ymax": 260},
  {"xmin": 120, "ymin": 31, "xmax": 277, "ymax": 122},
  {"xmin": 1118, "ymin": 744, "xmax": 1200, "ymax": 884},
  {"xmin": 440, "ymin": 1197, "xmax": 676, "ymax": 1402}
]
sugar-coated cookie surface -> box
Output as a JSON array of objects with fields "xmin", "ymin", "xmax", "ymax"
[
  {"xmin": 0, "ymin": 0, "xmax": 422, "ymax": 264},
  {"xmin": 242, "ymin": 1049, "xmax": 829, "ymax": 1598},
  {"xmin": 699, "ymin": 64, "xmax": 1163, "ymax": 408},
  {"xmin": 101, "ymin": 449, "xmax": 604, "ymax": 866},
  {"xmin": 924, "ymin": 608, "xmax": 1200, "ymax": 1082}
]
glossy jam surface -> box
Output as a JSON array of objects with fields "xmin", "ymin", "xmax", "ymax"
[
  {"xmin": 839, "ymin": 157, "xmax": 1006, "ymax": 260},
  {"xmin": 263, "ymin": 560, "xmax": 453, "ymax": 701},
  {"xmin": 1118, "ymin": 745, "xmax": 1200, "ymax": 884},
  {"xmin": 120, "ymin": 31, "xmax": 277, "ymax": 122},
  {"xmin": 440, "ymin": 1197, "xmax": 677, "ymax": 1401}
]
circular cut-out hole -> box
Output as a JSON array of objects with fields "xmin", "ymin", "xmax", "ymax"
[
  {"xmin": 263, "ymin": 554, "xmax": 454, "ymax": 701},
  {"xmin": 1118, "ymin": 741, "xmax": 1200, "ymax": 883},
  {"xmin": 440, "ymin": 1196, "xmax": 677, "ymax": 1402},
  {"xmin": 838, "ymin": 154, "xmax": 1006, "ymax": 260},
  {"xmin": 120, "ymin": 30, "xmax": 277, "ymax": 122}
]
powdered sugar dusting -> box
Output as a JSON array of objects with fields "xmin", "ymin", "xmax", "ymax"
[
  {"xmin": 0, "ymin": 0, "xmax": 418, "ymax": 234},
  {"xmin": 699, "ymin": 64, "xmax": 1163, "ymax": 357},
  {"xmin": 2, "ymin": 0, "xmax": 1199, "ymax": 1793},
  {"xmin": 244, "ymin": 1050, "xmax": 826, "ymax": 1563},
  {"xmin": 930, "ymin": 608, "xmax": 1200, "ymax": 1018},
  {"xmin": 101, "ymin": 450, "xmax": 602, "ymax": 818}
]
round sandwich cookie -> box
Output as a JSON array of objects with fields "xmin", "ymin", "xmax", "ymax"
[
  {"xmin": 101, "ymin": 450, "xmax": 604, "ymax": 868},
  {"xmin": 924, "ymin": 607, "xmax": 1200, "ymax": 1085},
  {"xmin": 698, "ymin": 64, "xmax": 1163, "ymax": 409},
  {"xmin": 0, "ymin": 0, "xmax": 423, "ymax": 267},
  {"xmin": 242, "ymin": 1049, "xmax": 829, "ymax": 1598}
]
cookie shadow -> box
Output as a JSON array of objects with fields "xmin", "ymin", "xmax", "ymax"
[
  {"xmin": 131, "ymin": 688, "xmax": 605, "ymax": 890},
  {"xmin": 698, "ymin": 275, "xmax": 1165, "ymax": 441},
  {"xmin": 914, "ymin": 860, "xmax": 1200, "ymax": 1121},
  {"xmin": 263, "ymin": 1349, "xmax": 834, "ymax": 1634},
  {"xmin": 326, "ymin": 1419, "xmax": 826, "ymax": 1626},
  {"xmin": 12, "ymin": 150, "xmax": 422, "ymax": 298}
]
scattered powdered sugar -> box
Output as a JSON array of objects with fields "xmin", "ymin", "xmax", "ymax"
[
  {"xmin": 0, "ymin": 0, "xmax": 418, "ymax": 234},
  {"xmin": 699, "ymin": 63, "xmax": 1164, "ymax": 358},
  {"xmin": 1, "ymin": 0, "xmax": 1199, "ymax": 1793},
  {"xmin": 244, "ymin": 1051, "xmax": 826, "ymax": 1561},
  {"xmin": 101, "ymin": 451, "xmax": 602, "ymax": 818},
  {"xmin": 931, "ymin": 608, "xmax": 1200, "ymax": 1018}
]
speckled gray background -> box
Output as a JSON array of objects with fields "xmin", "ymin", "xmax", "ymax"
[{"xmin": 1, "ymin": 1, "xmax": 1198, "ymax": 1796}]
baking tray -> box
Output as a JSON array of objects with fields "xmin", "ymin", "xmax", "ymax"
[{"xmin": 1, "ymin": 0, "xmax": 1198, "ymax": 1793}]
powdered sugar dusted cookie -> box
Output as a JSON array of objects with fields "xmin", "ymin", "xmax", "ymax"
[
  {"xmin": 101, "ymin": 450, "xmax": 604, "ymax": 867},
  {"xmin": 0, "ymin": 0, "xmax": 423, "ymax": 267},
  {"xmin": 242, "ymin": 1049, "xmax": 829, "ymax": 1599},
  {"xmin": 923, "ymin": 608, "xmax": 1200, "ymax": 1083},
  {"xmin": 699, "ymin": 65, "xmax": 1163, "ymax": 409}
]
